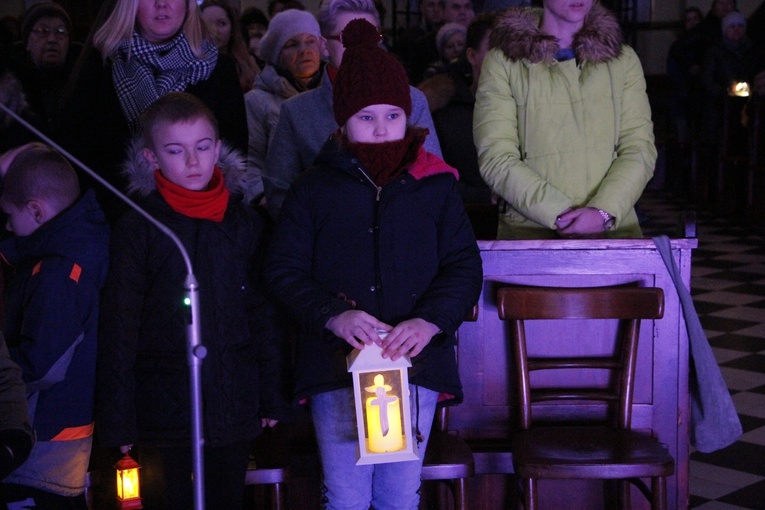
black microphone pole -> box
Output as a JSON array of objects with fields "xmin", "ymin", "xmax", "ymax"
[{"xmin": 0, "ymin": 103, "xmax": 207, "ymax": 510}]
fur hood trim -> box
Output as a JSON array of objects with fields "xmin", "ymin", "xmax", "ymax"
[
  {"xmin": 0, "ymin": 70, "xmax": 30, "ymax": 129},
  {"xmin": 123, "ymin": 139, "xmax": 253, "ymax": 200},
  {"xmin": 492, "ymin": 4, "xmax": 623, "ymax": 65},
  {"xmin": 417, "ymin": 73, "xmax": 458, "ymax": 113}
]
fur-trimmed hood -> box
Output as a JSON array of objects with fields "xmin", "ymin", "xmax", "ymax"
[
  {"xmin": 491, "ymin": 4, "xmax": 623, "ymax": 64},
  {"xmin": 122, "ymin": 138, "xmax": 258, "ymax": 202},
  {"xmin": 0, "ymin": 70, "xmax": 30, "ymax": 129}
]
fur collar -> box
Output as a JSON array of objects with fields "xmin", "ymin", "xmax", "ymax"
[
  {"xmin": 255, "ymin": 65, "xmax": 300, "ymax": 100},
  {"xmin": 492, "ymin": 4, "xmax": 623, "ymax": 65},
  {"xmin": 0, "ymin": 70, "xmax": 30, "ymax": 128},
  {"xmin": 122, "ymin": 138, "xmax": 254, "ymax": 201}
]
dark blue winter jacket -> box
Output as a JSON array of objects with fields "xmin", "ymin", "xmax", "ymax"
[
  {"xmin": 2, "ymin": 189, "xmax": 109, "ymax": 495},
  {"xmin": 265, "ymin": 134, "xmax": 483, "ymax": 402}
]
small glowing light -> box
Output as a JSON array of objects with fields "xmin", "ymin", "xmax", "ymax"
[
  {"xmin": 183, "ymin": 297, "xmax": 191, "ymax": 306},
  {"xmin": 364, "ymin": 374, "xmax": 404, "ymax": 453},
  {"xmin": 115, "ymin": 453, "xmax": 142, "ymax": 509},
  {"xmin": 731, "ymin": 82, "xmax": 750, "ymax": 97},
  {"xmin": 347, "ymin": 341, "xmax": 418, "ymax": 465}
]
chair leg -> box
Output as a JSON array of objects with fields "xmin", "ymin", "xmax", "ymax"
[
  {"xmin": 618, "ymin": 479, "xmax": 632, "ymax": 510},
  {"xmin": 652, "ymin": 476, "xmax": 667, "ymax": 510},
  {"xmin": 524, "ymin": 478, "xmax": 537, "ymax": 510},
  {"xmin": 271, "ymin": 482, "xmax": 285, "ymax": 510},
  {"xmin": 453, "ymin": 478, "xmax": 467, "ymax": 510}
]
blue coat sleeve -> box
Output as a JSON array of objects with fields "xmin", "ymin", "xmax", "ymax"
[
  {"xmin": 263, "ymin": 183, "xmax": 353, "ymax": 342},
  {"xmin": 9, "ymin": 258, "xmax": 95, "ymax": 391}
]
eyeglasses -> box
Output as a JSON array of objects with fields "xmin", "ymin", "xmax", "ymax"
[
  {"xmin": 325, "ymin": 32, "xmax": 383, "ymax": 44},
  {"xmin": 29, "ymin": 27, "xmax": 69, "ymax": 38}
]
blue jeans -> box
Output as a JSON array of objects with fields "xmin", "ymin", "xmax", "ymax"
[{"xmin": 310, "ymin": 385, "xmax": 438, "ymax": 510}]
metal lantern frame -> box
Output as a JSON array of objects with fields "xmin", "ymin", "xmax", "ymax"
[{"xmin": 347, "ymin": 342, "xmax": 418, "ymax": 465}]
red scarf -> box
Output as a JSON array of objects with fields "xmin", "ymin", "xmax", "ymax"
[
  {"xmin": 154, "ymin": 167, "xmax": 229, "ymax": 222},
  {"xmin": 327, "ymin": 64, "xmax": 338, "ymax": 84},
  {"xmin": 341, "ymin": 128, "xmax": 427, "ymax": 186}
]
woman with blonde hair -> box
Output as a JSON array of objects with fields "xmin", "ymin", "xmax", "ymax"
[{"xmin": 56, "ymin": 0, "xmax": 248, "ymax": 220}]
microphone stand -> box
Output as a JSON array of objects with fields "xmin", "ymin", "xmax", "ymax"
[{"xmin": 0, "ymin": 103, "xmax": 208, "ymax": 510}]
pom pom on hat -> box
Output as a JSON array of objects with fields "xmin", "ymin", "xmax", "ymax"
[
  {"xmin": 339, "ymin": 15, "xmax": 379, "ymax": 49},
  {"xmin": 332, "ymin": 18, "xmax": 411, "ymax": 127}
]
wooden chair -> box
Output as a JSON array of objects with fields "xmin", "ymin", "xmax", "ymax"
[
  {"xmin": 420, "ymin": 304, "xmax": 477, "ymax": 510},
  {"xmin": 496, "ymin": 285, "xmax": 674, "ymax": 510},
  {"xmin": 246, "ymin": 426, "xmax": 291, "ymax": 510},
  {"xmin": 421, "ymin": 403, "xmax": 474, "ymax": 510}
]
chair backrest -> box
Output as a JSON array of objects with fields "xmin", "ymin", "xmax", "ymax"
[{"xmin": 497, "ymin": 286, "xmax": 664, "ymax": 431}]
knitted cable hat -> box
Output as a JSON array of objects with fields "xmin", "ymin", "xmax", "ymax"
[
  {"xmin": 20, "ymin": 2, "xmax": 72, "ymax": 44},
  {"xmin": 332, "ymin": 18, "xmax": 411, "ymax": 127}
]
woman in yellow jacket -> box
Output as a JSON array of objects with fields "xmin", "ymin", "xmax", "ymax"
[{"xmin": 474, "ymin": 1, "xmax": 655, "ymax": 239}]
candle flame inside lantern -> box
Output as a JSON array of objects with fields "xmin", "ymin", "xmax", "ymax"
[{"xmin": 365, "ymin": 374, "xmax": 404, "ymax": 452}]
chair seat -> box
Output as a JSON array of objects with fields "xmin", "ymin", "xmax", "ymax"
[
  {"xmin": 246, "ymin": 427, "xmax": 292, "ymax": 486},
  {"xmin": 512, "ymin": 426, "xmax": 674, "ymax": 480},
  {"xmin": 421, "ymin": 430, "xmax": 475, "ymax": 480},
  {"xmin": 246, "ymin": 459, "xmax": 290, "ymax": 485},
  {"xmin": 465, "ymin": 437, "xmax": 514, "ymax": 474}
]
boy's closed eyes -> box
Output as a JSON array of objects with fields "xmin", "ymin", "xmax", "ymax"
[{"xmin": 143, "ymin": 118, "xmax": 222, "ymax": 191}]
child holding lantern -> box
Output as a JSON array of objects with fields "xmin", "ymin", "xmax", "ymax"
[
  {"xmin": 96, "ymin": 92, "xmax": 287, "ymax": 510},
  {"xmin": 264, "ymin": 18, "xmax": 482, "ymax": 509}
]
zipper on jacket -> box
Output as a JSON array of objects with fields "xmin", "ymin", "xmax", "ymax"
[
  {"xmin": 607, "ymin": 61, "xmax": 620, "ymax": 159},
  {"xmin": 357, "ymin": 165, "xmax": 383, "ymax": 201},
  {"xmin": 355, "ymin": 164, "xmax": 386, "ymax": 313}
]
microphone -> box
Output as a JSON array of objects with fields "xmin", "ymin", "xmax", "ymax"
[{"xmin": 0, "ymin": 101, "xmax": 209, "ymax": 510}]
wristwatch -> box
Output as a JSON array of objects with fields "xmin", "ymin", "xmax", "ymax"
[{"xmin": 597, "ymin": 209, "xmax": 615, "ymax": 231}]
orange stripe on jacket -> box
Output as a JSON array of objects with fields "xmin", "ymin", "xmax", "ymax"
[
  {"xmin": 69, "ymin": 263, "xmax": 82, "ymax": 283},
  {"xmin": 29, "ymin": 261, "xmax": 82, "ymax": 282},
  {"xmin": 50, "ymin": 422, "xmax": 94, "ymax": 441}
]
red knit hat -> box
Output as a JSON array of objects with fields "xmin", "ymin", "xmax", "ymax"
[{"xmin": 332, "ymin": 19, "xmax": 412, "ymax": 127}]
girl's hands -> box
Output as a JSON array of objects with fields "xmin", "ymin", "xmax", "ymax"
[
  {"xmin": 380, "ymin": 318, "xmax": 440, "ymax": 361},
  {"xmin": 327, "ymin": 311, "xmax": 441, "ymax": 360},
  {"xmin": 326, "ymin": 310, "xmax": 391, "ymax": 349}
]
